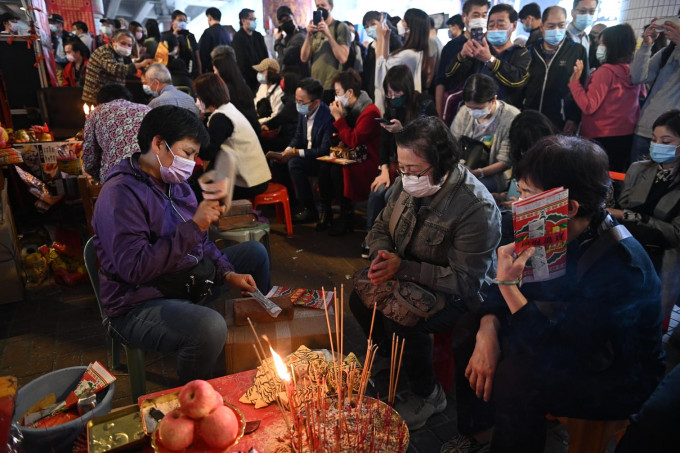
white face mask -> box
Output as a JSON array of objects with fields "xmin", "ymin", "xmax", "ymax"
[
  {"xmin": 142, "ymin": 84, "xmax": 156, "ymax": 96},
  {"xmin": 9, "ymin": 22, "xmax": 19, "ymax": 33},
  {"xmin": 335, "ymin": 92, "xmax": 350, "ymax": 107},
  {"xmin": 469, "ymin": 106, "xmax": 491, "ymax": 119},
  {"xmin": 402, "ymin": 173, "xmax": 444, "ymax": 198},
  {"xmin": 135, "ymin": 31, "xmax": 143, "ymax": 41},
  {"xmin": 101, "ymin": 26, "xmax": 112, "ymax": 35},
  {"xmin": 350, "ymin": 32, "xmax": 356, "ymax": 43},
  {"xmin": 195, "ymin": 98, "xmax": 206, "ymax": 112},
  {"xmin": 114, "ymin": 44, "xmax": 132, "ymax": 57},
  {"xmin": 257, "ymin": 72, "xmax": 267, "ymax": 84},
  {"xmin": 397, "ymin": 21, "xmax": 407, "ymax": 37},
  {"xmin": 66, "ymin": 54, "xmax": 75, "ymax": 62}
]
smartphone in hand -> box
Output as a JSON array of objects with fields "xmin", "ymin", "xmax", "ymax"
[
  {"xmin": 468, "ymin": 18, "xmax": 486, "ymax": 44},
  {"xmin": 375, "ymin": 118, "xmax": 393, "ymax": 125},
  {"xmin": 313, "ymin": 10, "xmax": 322, "ymax": 25}
]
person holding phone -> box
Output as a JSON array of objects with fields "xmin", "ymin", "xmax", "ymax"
[
  {"xmin": 300, "ymin": 0, "xmax": 351, "ymax": 104},
  {"xmin": 444, "ymin": 4, "xmax": 530, "ymax": 109},
  {"xmin": 629, "ymin": 10, "xmax": 680, "ymax": 162},
  {"xmin": 373, "ymin": 8, "xmax": 432, "ymax": 115},
  {"xmin": 361, "ymin": 64, "xmax": 437, "ymax": 258}
]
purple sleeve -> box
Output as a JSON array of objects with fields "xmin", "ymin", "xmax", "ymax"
[
  {"xmin": 94, "ymin": 183, "xmax": 205, "ymax": 285},
  {"xmin": 202, "ymin": 235, "xmax": 235, "ymax": 280}
]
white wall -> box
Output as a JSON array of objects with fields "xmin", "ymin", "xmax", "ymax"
[{"xmin": 620, "ymin": 0, "xmax": 679, "ymax": 36}]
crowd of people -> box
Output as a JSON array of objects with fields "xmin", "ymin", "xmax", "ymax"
[{"xmin": 14, "ymin": 1, "xmax": 679, "ymax": 451}]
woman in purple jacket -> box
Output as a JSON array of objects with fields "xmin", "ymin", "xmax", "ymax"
[{"xmin": 92, "ymin": 105, "xmax": 271, "ymax": 383}]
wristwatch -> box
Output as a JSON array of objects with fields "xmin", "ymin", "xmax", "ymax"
[{"xmin": 486, "ymin": 56, "xmax": 497, "ymax": 67}]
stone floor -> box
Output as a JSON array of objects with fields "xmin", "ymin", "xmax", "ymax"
[{"xmin": 1, "ymin": 204, "xmax": 678, "ymax": 453}]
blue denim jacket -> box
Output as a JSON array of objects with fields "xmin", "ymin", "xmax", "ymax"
[{"xmin": 367, "ymin": 164, "xmax": 502, "ymax": 299}]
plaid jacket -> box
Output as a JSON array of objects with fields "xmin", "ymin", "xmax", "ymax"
[{"xmin": 82, "ymin": 44, "xmax": 135, "ymax": 104}]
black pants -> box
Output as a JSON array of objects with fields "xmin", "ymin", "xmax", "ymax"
[
  {"xmin": 593, "ymin": 134, "xmax": 633, "ymax": 173},
  {"xmin": 615, "ymin": 364, "xmax": 680, "ymax": 453},
  {"xmin": 349, "ymin": 289, "xmax": 468, "ymax": 397},
  {"xmin": 455, "ymin": 334, "xmax": 653, "ymax": 453},
  {"xmin": 318, "ymin": 161, "xmax": 351, "ymax": 212},
  {"xmin": 233, "ymin": 181, "xmax": 269, "ymax": 200}
]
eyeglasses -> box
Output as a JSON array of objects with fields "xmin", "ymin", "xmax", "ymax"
[{"xmin": 397, "ymin": 166, "xmax": 432, "ymax": 178}]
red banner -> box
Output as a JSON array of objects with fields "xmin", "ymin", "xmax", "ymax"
[{"xmin": 46, "ymin": 0, "xmax": 96, "ymax": 35}]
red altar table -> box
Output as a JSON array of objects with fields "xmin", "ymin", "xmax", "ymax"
[{"xmin": 139, "ymin": 369, "xmax": 288, "ymax": 452}]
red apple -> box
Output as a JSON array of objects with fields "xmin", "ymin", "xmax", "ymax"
[
  {"xmin": 158, "ymin": 409, "xmax": 194, "ymax": 451},
  {"xmin": 213, "ymin": 389, "xmax": 224, "ymax": 408},
  {"xmin": 178, "ymin": 380, "xmax": 221, "ymax": 419},
  {"xmin": 197, "ymin": 405, "xmax": 239, "ymax": 449}
]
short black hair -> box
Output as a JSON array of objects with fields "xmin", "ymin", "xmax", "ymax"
[
  {"xmin": 463, "ymin": 74, "xmax": 497, "ymax": 103},
  {"xmin": 463, "ymin": 0, "xmax": 491, "ymax": 15},
  {"xmin": 429, "ymin": 17, "xmax": 435, "ymax": 29},
  {"xmin": 72, "ymin": 20, "xmax": 88, "ymax": 33},
  {"xmin": 489, "ymin": 4, "xmax": 518, "ymax": 23},
  {"xmin": 600, "ymin": 23, "xmax": 636, "ymax": 65},
  {"xmin": 572, "ymin": 0, "xmax": 599, "ymax": 9},
  {"xmin": 519, "ymin": 3, "xmax": 541, "ymax": 20},
  {"xmin": 394, "ymin": 116, "xmax": 459, "ymax": 182},
  {"xmin": 145, "ymin": 19, "xmax": 160, "ymax": 41},
  {"xmin": 509, "ymin": 110, "xmax": 558, "ymax": 165},
  {"xmin": 64, "ymin": 37, "xmax": 90, "ymax": 59},
  {"xmin": 542, "ymin": 6, "xmax": 567, "ymax": 23},
  {"xmin": 96, "ymin": 84, "xmax": 132, "ymax": 104},
  {"xmin": 239, "ymin": 8, "xmax": 254, "ymax": 22},
  {"xmin": 171, "ymin": 10, "xmax": 187, "ymax": 21},
  {"xmin": 516, "ymin": 135, "xmax": 611, "ymax": 219},
  {"xmin": 297, "ymin": 77, "xmax": 324, "ymax": 101},
  {"xmin": 206, "ymin": 7, "xmax": 221, "ymax": 21},
  {"xmin": 138, "ymin": 105, "xmax": 209, "ymax": 153},
  {"xmin": 447, "ymin": 14, "xmax": 464, "ymax": 30},
  {"xmin": 112, "ymin": 18, "xmax": 121, "ymax": 29},
  {"xmin": 363, "ymin": 11, "xmax": 381, "ymax": 27},
  {"xmin": 652, "ymin": 109, "xmax": 680, "ymax": 138}
]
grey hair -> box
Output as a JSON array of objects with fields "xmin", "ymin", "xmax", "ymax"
[
  {"xmin": 112, "ymin": 28, "xmax": 135, "ymax": 45},
  {"xmin": 210, "ymin": 44, "xmax": 235, "ymax": 61},
  {"xmin": 145, "ymin": 63, "xmax": 173, "ymax": 84}
]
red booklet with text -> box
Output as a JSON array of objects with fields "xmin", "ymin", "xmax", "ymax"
[{"xmin": 512, "ymin": 187, "xmax": 569, "ymax": 283}]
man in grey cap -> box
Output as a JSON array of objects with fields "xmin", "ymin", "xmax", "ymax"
[
  {"xmin": 49, "ymin": 14, "xmax": 73, "ymax": 85},
  {"xmin": 274, "ymin": 6, "xmax": 308, "ymax": 76}
]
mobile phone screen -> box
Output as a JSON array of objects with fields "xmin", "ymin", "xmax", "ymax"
[
  {"xmin": 375, "ymin": 118, "xmax": 392, "ymax": 124},
  {"xmin": 313, "ymin": 10, "xmax": 322, "ymax": 25}
]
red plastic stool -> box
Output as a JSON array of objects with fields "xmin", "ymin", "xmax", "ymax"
[{"xmin": 253, "ymin": 183, "xmax": 294, "ymax": 236}]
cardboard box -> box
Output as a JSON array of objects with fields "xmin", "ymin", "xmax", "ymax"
[{"xmin": 225, "ymin": 298, "xmax": 335, "ymax": 374}]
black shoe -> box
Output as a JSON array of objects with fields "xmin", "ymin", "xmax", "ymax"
[
  {"xmin": 328, "ymin": 212, "xmax": 353, "ymax": 236},
  {"xmin": 293, "ymin": 207, "xmax": 318, "ymax": 224},
  {"xmin": 316, "ymin": 211, "xmax": 333, "ymax": 231}
]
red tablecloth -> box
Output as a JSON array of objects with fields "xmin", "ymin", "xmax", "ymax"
[{"xmin": 139, "ymin": 369, "xmax": 288, "ymax": 452}]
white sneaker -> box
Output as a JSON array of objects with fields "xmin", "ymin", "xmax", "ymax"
[{"xmin": 395, "ymin": 383, "xmax": 447, "ymax": 431}]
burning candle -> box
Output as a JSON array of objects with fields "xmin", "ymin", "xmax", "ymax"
[{"xmin": 83, "ymin": 104, "xmax": 90, "ymax": 117}]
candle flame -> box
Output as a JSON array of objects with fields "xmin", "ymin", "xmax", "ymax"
[
  {"xmin": 270, "ymin": 346, "xmax": 291, "ymax": 382},
  {"xmin": 83, "ymin": 104, "xmax": 90, "ymax": 115}
]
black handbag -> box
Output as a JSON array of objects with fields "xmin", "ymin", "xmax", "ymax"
[
  {"xmin": 459, "ymin": 136, "xmax": 490, "ymax": 170},
  {"xmin": 151, "ymin": 257, "xmax": 217, "ymax": 302}
]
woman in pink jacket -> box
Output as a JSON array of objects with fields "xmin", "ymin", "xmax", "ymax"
[{"xmin": 569, "ymin": 23, "xmax": 644, "ymax": 172}]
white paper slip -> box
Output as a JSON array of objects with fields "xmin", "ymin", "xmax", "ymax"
[{"xmin": 249, "ymin": 288, "xmax": 282, "ymax": 317}]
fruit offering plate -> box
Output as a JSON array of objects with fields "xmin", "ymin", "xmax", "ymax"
[{"xmin": 141, "ymin": 392, "xmax": 245, "ymax": 452}]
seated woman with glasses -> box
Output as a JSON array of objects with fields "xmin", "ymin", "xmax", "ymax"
[
  {"xmin": 451, "ymin": 73, "xmax": 519, "ymax": 193},
  {"xmin": 349, "ymin": 116, "xmax": 501, "ymax": 431}
]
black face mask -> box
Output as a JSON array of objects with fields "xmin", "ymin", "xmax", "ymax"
[
  {"xmin": 318, "ymin": 8, "xmax": 329, "ymax": 21},
  {"xmin": 280, "ymin": 21, "xmax": 295, "ymax": 35}
]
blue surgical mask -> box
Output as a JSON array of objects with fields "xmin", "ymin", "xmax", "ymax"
[
  {"xmin": 650, "ymin": 143, "xmax": 680, "ymax": 164},
  {"xmin": 248, "ymin": 20, "xmax": 257, "ymax": 31},
  {"xmin": 544, "ymin": 28, "xmax": 566, "ymax": 46},
  {"xmin": 596, "ymin": 45, "xmax": 606, "ymax": 64},
  {"xmin": 486, "ymin": 30, "xmax": 509, "ymax": 46},
  {"xmin": 522, "ymin": 23, "xmax": 532, "ymax": 33},
  {"xmin": 574, "ymin": 14, "xmax": 595, "ymax": 31},
  {"xmin": 366, "ymin": 25, "xmax": 377, "ymax": 40},
  {"xmin": 296, "ymin": 102, "xmax": 310, "ymax": 115},
  {"xmin": 176, "ymin": 21, "xmax": 187, "ymax": 30}
]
